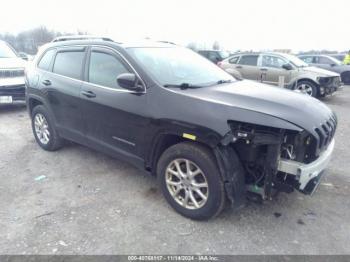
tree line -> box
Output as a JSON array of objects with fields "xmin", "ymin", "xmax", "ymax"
[{"xmin": 0, "ymin": 26, "xmax": 87, "ymax": 55}]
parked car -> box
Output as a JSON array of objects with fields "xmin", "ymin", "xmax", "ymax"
[
  {"xmin": 0, "ymin": 40, "xmax": 26, "ymax": 104},
  {"xmin": 197, "ymin": 49, "xmax": 229, "ymax": 64},
  {"xmin": 298, "ymin": 54, "xmax": 350, "ymax": 85},
  {"xmin": 329, "ymin": 53, "xmax": 346, "ymax": 63},
  {"xmin": 219, "ymin": 52, "xmax": 341, "ymax": 97},
  {"xmin": 18, "ymin": 52, "xmax": 34, "ymax": 61},
  {"xmin": 26, "ymin": 37, "xmax": 336, "ymax": 220}
]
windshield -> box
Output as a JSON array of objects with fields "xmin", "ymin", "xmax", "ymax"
[
  {"xmin": 0, "ymin": 42, "xmax": 17, "ymax": 58},
  {"xmin": 327, "ymin": 56, "xmax": 342, "ymax": 65},
  {"xmin": 282, "ymin": 53, "xmax": 309, "ymax": 67},
  {"xmin": 127, "ymin": 47, "xmax": 235, "ymax": 87},
  {"xmin": 219, "ymin": 51, "xmax": 229, "ymax": 59}
]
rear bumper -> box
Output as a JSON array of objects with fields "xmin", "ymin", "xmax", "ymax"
[
  {"xmin": 277, "ymin": 139, "xmax": 335, "ymax": 194},
  {"xmin": 0, "ymin": 84, "xmax": 26, "ymax": 101}
]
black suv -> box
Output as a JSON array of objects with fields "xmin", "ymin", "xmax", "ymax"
[
  {"xmin": 26, "ymin": 37, "xmax": 337, "ymax": 220},
  {"xmin": 197, "ymin": 50, "xmax": 229, "ymax": 64}
]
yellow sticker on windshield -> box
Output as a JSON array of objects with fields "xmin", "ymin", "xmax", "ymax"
[{"xmin": 183, "ymin": 133, "xmax": 196, "ymax": 140}]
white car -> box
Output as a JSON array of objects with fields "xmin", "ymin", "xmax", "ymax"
[{"xmin": 0, "ymin": 40, "xmax": 27, "ymax": 104}]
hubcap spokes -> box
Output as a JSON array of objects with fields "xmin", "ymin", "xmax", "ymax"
[
  {"xmin": 34, "ymin": 113, "xmax": 50, "ymax": 145},
  {"xmin": 297, "ymin": 84, "xmax": 313, "ymax": 96},
  {"xmin": 165, "ymin": 159, "xmax": 209, "ymax": 210}
]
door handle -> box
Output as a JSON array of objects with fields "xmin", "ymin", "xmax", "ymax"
[
  {"xmin": 236, "ymin": 65, "xmax": 242, "ymax": 69},
  {"xmin": 42, "ymin": 79, "xmax": 51, "ymax": 86},
  {"xmin": 260, "ymin": 68, "xmax": 268, "ymax": 71},
  {"xmin": 81, "ymin": 90, "xmax": 96, "ymax": 98}
]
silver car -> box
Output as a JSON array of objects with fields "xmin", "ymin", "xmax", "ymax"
[
  {"xmin": 219, "ymin": 52, "xmax": 341, "ymax": 97},
  {"xmin": 298, "ymin": 54, "xmax": 350, "ymax": 85}
]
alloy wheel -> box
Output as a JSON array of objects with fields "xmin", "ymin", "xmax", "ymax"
[
  {"xmin": 34, "ymin": 113, "xmax": 50, "ymax": 145},
  {"xmin": 296, "ymin": 83, "xmax": 313, "ymax": 96},
  {"xmin": 165, "ymin": 158, "xmax": 209, "ymax": 210}
]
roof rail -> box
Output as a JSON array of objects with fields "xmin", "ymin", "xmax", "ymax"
[
  {"xmin": 51, "ymin": 35, "xmax": 114, "ymax": 43},
  {"xmin": 157, "ymin": 40, "xmax": 176, "ymax": 45}
]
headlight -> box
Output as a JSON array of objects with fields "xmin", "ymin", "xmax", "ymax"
[{"xmin": 317, "ymin": 77, "xmax": 332, "ymax": 86}]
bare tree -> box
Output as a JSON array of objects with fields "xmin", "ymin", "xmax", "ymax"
[
  {"xmin": 212, "ymin": 41, "xmax": 220, "ymax": 50},
  {"xmin": 186, "ymin": 42, "xmax": 198, "ymax": 51},
  {"xmin": 0, "ymin": 26, "xmax": 88, "ymax": 54}
]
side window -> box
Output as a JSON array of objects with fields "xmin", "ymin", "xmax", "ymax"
[
  {"xmin": 238, "ymin": 55, "xmax": 258, "ymax": 66},
  {"xmin": 261, "ymin": 55, "xmax": 287, "ymax": 68},
  {"xmin": 38, "ymin": 49, "xmax": 55, "ymax": 71},
  {"xmin": 53, "ymin": 51, "xmax": 85, "ymax": 79},
  {"xmin": 88, "ymin": 51, "xmax": 130, "ymax": 88},
  {"xmin": 300, "ymin": 56, "xmax": 314, "ymax": 64},
  {"xmin": 318, "ymin": 56, "xmax": 333, "ymax": 64},
  {"xmin": 229, "ymin": 56, "xmax": 240, "ymax": 64}
]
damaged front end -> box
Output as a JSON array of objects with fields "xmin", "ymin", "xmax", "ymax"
[
  {"xmin": 317, "ymin": 76, "xmax": 342, "ymax": 96},
  {"xmin": 216, "ymin": 118, "xmax": 336, "ymax": 203}
]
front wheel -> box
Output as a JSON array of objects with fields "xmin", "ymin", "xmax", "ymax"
[
  {"xmin": 295, "ymin": 80, "xmax": 318, "ymax": 97},
  {"xmin": 157, "ymin": 142, "xmax": 225, "ymax": 220}
]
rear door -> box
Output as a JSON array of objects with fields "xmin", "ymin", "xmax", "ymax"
[
  {"xmin": 235, "ymin": 55, "xmax": 260, "ymax": 80},
  {"xmin": 80, "ymin": 46, "xmax": 147, "ymax": 166},
  {"xmin": 42, "ymin": 46, "xmax": 86, "ymax": 140},
  {"xmin": 260, "ymin": 54, "xmax": 292, "ymax": 87}
]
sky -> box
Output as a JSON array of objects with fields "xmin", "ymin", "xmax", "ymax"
[{"xmin": 1, "ymin": 0, "xmax": 349, "ymax": 52}]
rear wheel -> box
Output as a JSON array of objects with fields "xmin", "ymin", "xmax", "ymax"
[
  {"xmin": 157, "ymin": 142, "xmax": 225, "ymax": 220},
  {"xmin": 31, "ymin": 105, "xmax": 63, "ymax": 151},
  {"xmin": 295, "ymin": 80, "xmax": 318, "ymax": 97}
]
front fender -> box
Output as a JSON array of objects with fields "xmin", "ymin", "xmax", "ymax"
[{"xmin": 224, "ymin": 68, "xmax": 243, "ymax": 80}]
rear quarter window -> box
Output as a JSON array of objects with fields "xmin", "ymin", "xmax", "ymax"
[{"xmin": 38, "ymin": 49, "xmax": 56, "ymax": 71}]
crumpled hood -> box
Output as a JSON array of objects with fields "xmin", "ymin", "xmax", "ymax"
[
  {"xmin": 301, "ymin": 66, "xmax": 339, "ymax": 77},
  {"xmin": 0, "ymin": 57, "xmax": 27, "ymax": 69},
  {"xmin": 182, "ymin": 80, "xmax": 334, "ymax": 135}
]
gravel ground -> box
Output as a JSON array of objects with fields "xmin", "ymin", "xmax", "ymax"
[{"xmin": 0, "ymin": 87, "xmax": 349, "ymax": 255}]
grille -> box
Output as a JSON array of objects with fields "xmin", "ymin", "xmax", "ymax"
[
  {"xmin": 314, "ymin": 114, "xmax": 337, "ymax": 154},
  {"xmin": 333, "ymin": 76, "xmax": 341, "ymax": 86},
  {"xmin": 0, "ymin": 69, "xmax": 24, "ymax": 78}
]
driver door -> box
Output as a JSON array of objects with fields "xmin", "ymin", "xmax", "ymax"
[
  {"xmin": 79, "ymin": 47, "xmax": 148, "ymax": 165},
  {"xmin": 260, "ymin": 54, "xmax": 292, "ymax": 87}
]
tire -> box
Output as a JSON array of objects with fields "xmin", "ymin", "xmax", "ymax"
[
  {"xmin": 31, "ymin": 105, "xmax": 63, "ymax": 151},
  {"xmin": 295, "ymin": 80, "xmax": 318, "ymax": 97},
  {"xmin": 157, "ymin": 142, "xmax": 225, "ymax": 220},
  {"xmin": 341, "ymin": 71, "xmax": 350, "ymax": 85}
]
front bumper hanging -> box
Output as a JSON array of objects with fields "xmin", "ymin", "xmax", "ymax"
[{"xmin": 278, "ymin": 139, "xmax": 335, "ymax": 194}]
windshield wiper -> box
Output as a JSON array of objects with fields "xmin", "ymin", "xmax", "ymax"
[
  {"xmin": 163, "ymin": 83, "xmax": 202, "ymax": 89},
  {"xmin": 216, "ymin": 79, "xmax": 234, "ymax": 84}
]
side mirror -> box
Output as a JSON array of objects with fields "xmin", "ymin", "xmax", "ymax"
[
  {"xmin": 330, "ymin": 63, "xmax": 336, "ymax": 67},
  {"xmin": 282, "ymin": 63, "xmax": 293, "ymax": 70},
  {"xmin": 18, "ymin": 53, "xmax": 28, "ymax": 61},
  {"xmin": 117, "ymin": 73, "xmax": 143, "ymax": 92}
]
